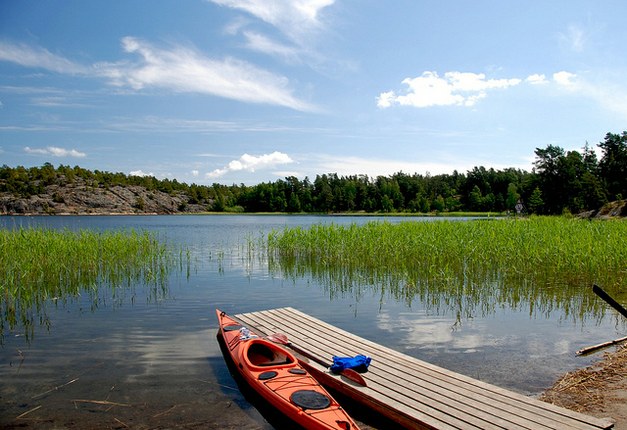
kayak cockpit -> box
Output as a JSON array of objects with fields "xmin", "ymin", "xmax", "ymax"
[{"xmin": 245, "ymin": 339, "xmax": 295, "ymax": 368}]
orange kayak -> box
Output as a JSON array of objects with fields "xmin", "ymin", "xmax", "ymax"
[{"xmin": 216, "ymin": 309, "xmax": 359, "ymax": 430}]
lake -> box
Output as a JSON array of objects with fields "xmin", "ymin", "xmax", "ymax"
[{"xmin": 0, "ymin": 215, "xmax": 623, "ymax": 429}]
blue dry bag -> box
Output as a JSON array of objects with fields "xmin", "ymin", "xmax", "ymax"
[{"xmin": 330, "ymin": 354, "xmax": 371, "ymax": 374}]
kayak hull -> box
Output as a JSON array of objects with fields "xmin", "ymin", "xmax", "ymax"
[{"xmin": 216, "ymin": 309, "xmax": 359, "ymax": 430}]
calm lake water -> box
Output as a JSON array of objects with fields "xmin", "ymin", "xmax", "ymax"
[{"xmin": 0, "ymin": 215, "xmax": 624, "ymax": 429}]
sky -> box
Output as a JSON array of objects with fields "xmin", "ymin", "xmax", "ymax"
[{"xmin": 2, "ymin": 1, "xmax": 627, "ymax": 185}]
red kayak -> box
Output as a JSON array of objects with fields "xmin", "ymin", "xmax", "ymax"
[{"xmin": 216, "ymin": 309, "xmax": 359, "ymax": 430}]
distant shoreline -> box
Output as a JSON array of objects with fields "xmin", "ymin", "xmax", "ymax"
[{"xmin": 0, "ymin": 211, "xmax": 505, "ymax": 217}]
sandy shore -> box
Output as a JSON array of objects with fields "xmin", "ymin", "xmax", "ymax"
[{"xmin": 540, "ymin": 344, "xmax": 627, "ymax": 428}]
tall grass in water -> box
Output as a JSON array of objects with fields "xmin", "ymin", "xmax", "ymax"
[
  {"xmin": 268, "ymin": 217, "xmax": 627, "ymax": 323},
  {"xmin": 1, "ymin": 228, "xmax": 173, "ymax": 341}
]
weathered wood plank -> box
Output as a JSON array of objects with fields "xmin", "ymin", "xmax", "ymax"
[
  {"xmin": 243, "ymin": 309, "xmax": 546, "ymax": 429},
  {"xmin": 275, "ymin": 307, "xmax": 614, "ymax": 430},
  {"xmin": 245, "ymin": 309, "xmax": 597, "ymax": 430},
  {"xmin": 234, "ymin": 307, "xmax": 614, "ymax": 430}
]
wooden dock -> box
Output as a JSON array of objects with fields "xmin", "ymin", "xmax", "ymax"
[{"xmin": 234, "ymin": 307, "xmax": 614, "ymax": 430}]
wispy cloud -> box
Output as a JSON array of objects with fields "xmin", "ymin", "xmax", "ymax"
[
  {"xmin": 209, "ymin": 0, "xmax": 335, "ymax": 70},
  {"xmin": 308, "ymin": 153, "xmax": 534, "ymax": 178},
  {"xmin": 30, "ymin": 96, "xmax": 91, "ymax": 108},
  {"xmin": 0, "ymin": 40, "xmax": 86, "ymax": 74},
  {"xmin": 0, "ymin": 38, "xmax": 316, "ymax": 111},
  {"xmin": 551, "ymin": 71, "xmax": 627, "ymax": 118},
  {"xmin": 242, "ymin": 31, "xmax": 301, "ymax": 62},
  {"xmin": 104, "ymin": 115, "xmax": 312, "ymax": 134},
  {"xmin": 377, "ymin": 71, "xmax": 523, "ymax": 108},
  {"xmin": 24, "ymin": 146, "xmax": 87, "ymax": 158},
  {"xmin": 209, "ymin": 0, "xmax": 334, "ymax": 42},
  {"xmin": 207, "ymin": 151, "xmax": 294, "ymax": 178},
  {"xmin": 100, "ymin": 37, "xmax": 315, "ymax": 111},
  {"xmin": 558, "ymin": 24, "xmax": 587, "ymax": 53},
  {"xmin": 310, "ymin": 154, "xmax": 464, "ymax": 177}
]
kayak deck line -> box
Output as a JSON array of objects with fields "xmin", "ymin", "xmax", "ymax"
[{"xmin": 235, "ymin": 307, "xmax": 614, "ymax": 430}]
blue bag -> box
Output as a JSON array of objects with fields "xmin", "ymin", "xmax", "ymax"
[{"xmin": 330, "ymin": 354, "xmax": 371, "ymax": 374}]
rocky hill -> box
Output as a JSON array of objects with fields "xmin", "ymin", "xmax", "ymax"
[{"xmin": 0, "ymin": 178, "xmax": 209, "ymax": 215}]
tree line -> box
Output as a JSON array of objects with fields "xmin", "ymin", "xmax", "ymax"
[{"xmin": 1, "ymin": 131, "xmax": 625, "ymax": 215}]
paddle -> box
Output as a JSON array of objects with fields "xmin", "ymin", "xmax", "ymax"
[
  {"xmin": 593, "ymin": 284, "xmax": 627, "ymax": 320},
  {"xmin": 267, "ymin": 333, "xmax": 367, "ymax": 387}
]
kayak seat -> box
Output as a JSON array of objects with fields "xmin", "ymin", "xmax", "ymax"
[{"xmin": 248, "ymin": 342, "xmax": 293, "ymax": 367}]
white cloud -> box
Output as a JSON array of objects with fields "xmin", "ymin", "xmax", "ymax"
[
  {"xmin": 24, "ymin": 146, "xmax": 86, "ymax": 158},
  {"xmin": 0, "ymin": 40, "xmax": 86, "ymax": 74},
  {"xmin": 209, "ymin": 0, "xmax": 334, "ymax": 42},
  {"xmin": 380, "ymin": 69, "xmax": 626, "ymax": 119},
  {"xmin": 526, "ymin": 74, "xmax": 548, "ymax": 85},
  {"xmin": 553, "ymin": 71, "xmax": 577, "ymax": 87},
  {"xmin": 207, "ymin": 151, "xmax": 294, "ymax": 178},
  {"xmin": 377, "ymin": 71, "xmax": 522, "ymax": 109},
  {"xmin": 129, "ymin": 170, "xmax": 154, "ymax": 177},
  {"xmin": 376, "ymin": 91, "xmax": 396, "ymax": 109}
]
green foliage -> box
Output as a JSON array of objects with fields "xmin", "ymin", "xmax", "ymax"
[
  {"xmin": 527, "ymin": 187, "xmax": 544, "ymax": 214},
  {"xmin": 598, "ymin": 132, "xmax": 627, "ymax": 200},
  {"xmin": 134, "ymin": 196, "xmax": 146, "ymax": 211},
  {"xmin": 1, "ymin": 129, "xmax": 626, "ymax": 215}
]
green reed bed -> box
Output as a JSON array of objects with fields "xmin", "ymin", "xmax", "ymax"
[
  {"xmin": 267, "ymin": 217, "xmax": 627, "ymax": 322},
  {"xmin": 1, "ymin": 228, "xmax": 173, "ymax": 341}
]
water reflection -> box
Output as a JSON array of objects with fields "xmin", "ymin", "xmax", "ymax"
[
  {"xmin": 1, "ymin": 215, "xmax": 626, "ymax": 428},
  {"xmin": 269, "ymin": 257, "xmax": 613, "ymax": 327},
  {"xmin": 0, "ymin": 224, "xmax": 180, "ymax": 344}
]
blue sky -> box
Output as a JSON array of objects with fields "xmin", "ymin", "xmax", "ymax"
[{"xmin": 2, "ymin": 1, "xmax": 627, "ymax": 185}]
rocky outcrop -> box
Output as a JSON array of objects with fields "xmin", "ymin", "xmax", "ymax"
[
  {"xmin": 577, "ymin": 199, "xmax": 627, "ymax": 219},
  {"xmin": 0, "ymin": 181, "xmax": 209, "ymax": 215}
]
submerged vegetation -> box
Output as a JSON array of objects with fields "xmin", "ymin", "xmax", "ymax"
[
  {"xmin": 0, "ymin": 228, "xmax": 175, "ymax": 342},
  {"xmin": 268, "ymin": 217, "xmax": 627, "ymax": 322}
]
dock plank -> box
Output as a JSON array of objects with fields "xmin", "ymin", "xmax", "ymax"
[
  {"xmin": 267, "ymin": 308, "xmax": 602, "ymax": 430},
  {"xmin": 234, "ymin": 307, "xmax": 614, "ymax": 430}
]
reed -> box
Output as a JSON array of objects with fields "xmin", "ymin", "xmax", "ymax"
[
  {"xmin": 267, "ymin": 217, "xmax": 627, "ymax": 322},
  {"xmin": 0, "ymin": 227, "xmax": 174, "ymax": 341}
]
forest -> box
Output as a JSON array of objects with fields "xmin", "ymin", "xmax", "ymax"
[{"xmin": 1, "ymin": 131, "xmax": 626, "ymax": 215}]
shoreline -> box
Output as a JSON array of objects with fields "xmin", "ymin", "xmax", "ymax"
[{"xmin": 540, "ymin": 344, "xmax": 627, "ymax": 428}]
